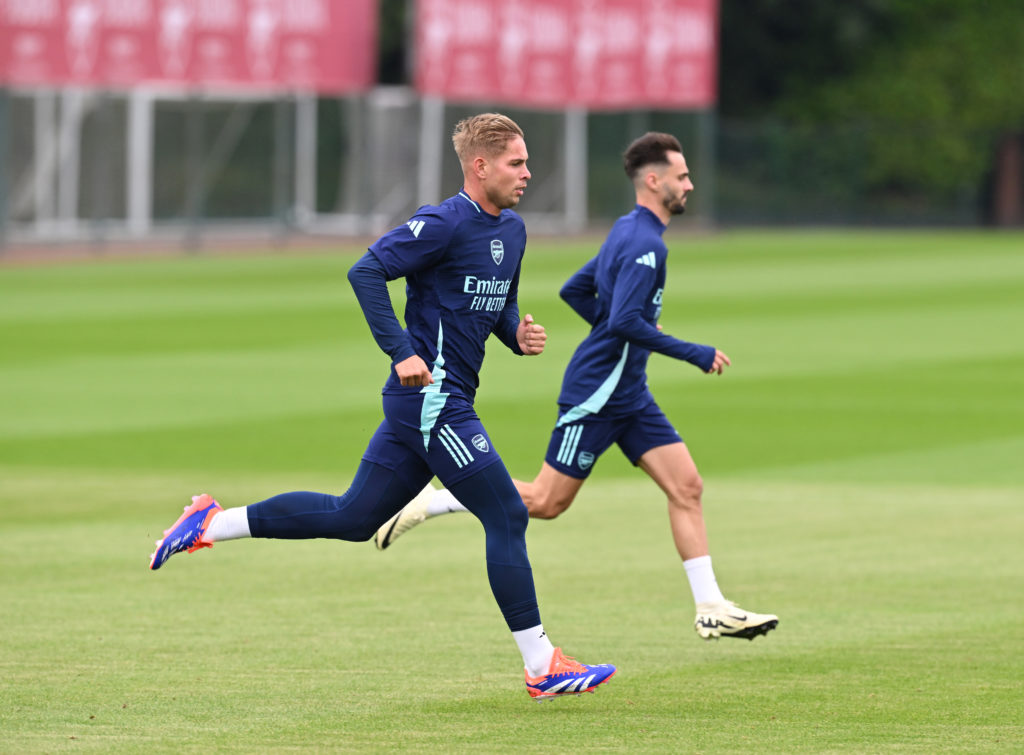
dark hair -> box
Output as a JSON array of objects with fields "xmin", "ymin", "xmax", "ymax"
[{"xmin": 623, "ymin": 132, "xmax": 683, "ymax": 179}]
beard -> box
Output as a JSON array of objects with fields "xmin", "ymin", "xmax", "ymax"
[{"xmin": 663, "ymin": 193, "xmax": 687, "ymax": 216}]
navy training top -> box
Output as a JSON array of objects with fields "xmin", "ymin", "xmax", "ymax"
[
  {"xmin": 556, "ymin": 205, "xmax": 716, "ymax": 420},
  {"xmin": 348, "ymin": 190, "xmax": 526, "ymax": 403}
]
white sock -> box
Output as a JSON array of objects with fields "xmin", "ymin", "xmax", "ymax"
[
  {"xmin": 203, "ymin": 506, "xmax": 251, "ymax": 543},
  {"xmin": 683, "ymin": 555, "xmax": 726, "ymax": 605},
  {"xmin": 425, "ymin": 488, "xmax": 468, "ymax": 517},
  {"xmin": 512, "ymin": 625, "xmax": 555, "ymax": 678}
]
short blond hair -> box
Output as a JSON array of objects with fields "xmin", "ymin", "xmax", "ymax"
[{"xmin": 452, "ymin": 113, "xmax": 524, "ymax": 165}]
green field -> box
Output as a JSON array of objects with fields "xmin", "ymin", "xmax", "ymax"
[{"xmin": 2, "ymin": 230, "xmax": 1022, "ymax": 752}]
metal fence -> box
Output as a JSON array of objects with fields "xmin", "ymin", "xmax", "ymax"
[{"xmin": 0, "ymin": 87, "xmax": 1008, "ymax": 251}]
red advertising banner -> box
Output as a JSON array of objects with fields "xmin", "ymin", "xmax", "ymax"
[
  {"xmin": 415, "ymin": 0, "xmax": 718, "ymax": 110},
  {"xmin": 0, "ymin": 0, "xmax": 378, "ymax": 92}
]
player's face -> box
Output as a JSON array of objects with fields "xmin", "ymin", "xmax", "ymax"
[
  {"xmin": 659, "ymin": 151, "xmax": 693, "ymax": 216},
  {"xmin": 485, "ymin": 136, "xmax": 531, "ymax": 210}
]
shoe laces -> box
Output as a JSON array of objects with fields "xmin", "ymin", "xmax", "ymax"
[{"xmin": 550, "ymin": 650, "xmax": 588, "ymax": 676}]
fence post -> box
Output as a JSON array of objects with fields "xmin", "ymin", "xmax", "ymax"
[
  {"xmin": 272, "ymin": 96, "xmax": 292, "ymax": 240},
  {"xmin": 418, "ymin": 96, "xmax": 444, "ymax": 209},
  {"xmin": 696, "ymin": 109, "xmax": 717, "ymax": 227},
  {"xmin": 293, "ymin": 92, "xmax": 317, "ymax": 227},
  {"xmin": 565, "ymin": 107, "xmax": 588, "ymax": 233},
  {"xmin": 88, "ymin": 90, "xmax": 114, "ymax": 249},
  {"xmin": 127, "ymin": 89, "xmax": 153, "ymax": 237}
]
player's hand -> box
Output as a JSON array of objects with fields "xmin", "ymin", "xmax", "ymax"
[
  {"xmin": 517, "ymin": 314, "xmax": 547, "ymax": 355},
  {"xmin": 706, "ymin": 349, "xmax": 731, "ymax": 375},
  {"xmin": 394, "ymin": 354, "xmax": 433, "ymax": 386}
]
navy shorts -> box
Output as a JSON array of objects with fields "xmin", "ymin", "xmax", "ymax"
[
  {"xmin": 362, "ymin": 392, "xmax": 505, "ymax": 492},
  {"xmin": 544, "ymin": 400, "xmax": 683, "ymax": 479}
]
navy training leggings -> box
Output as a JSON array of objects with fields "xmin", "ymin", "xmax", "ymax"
[{"xmin": 246, "ymin": 460, "xmax": 541, "ymax": 631}]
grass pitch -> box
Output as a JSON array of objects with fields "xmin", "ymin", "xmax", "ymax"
[{"xmin": 1, "ymin": 230, "xmax": 1022, "ymax": 752}]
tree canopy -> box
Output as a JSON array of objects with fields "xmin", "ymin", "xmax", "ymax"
[{"xmin": 720, "ymin": 1, "xmax": 1024, "ymax": 198}]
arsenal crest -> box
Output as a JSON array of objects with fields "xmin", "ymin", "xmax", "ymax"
[
  {"xmin": 490, "ymin": 239, "xmax": 504, "ymax": 265},
  {"xmin": 471, "ymin": 433, "xmax": 490, "ymax": 453}
]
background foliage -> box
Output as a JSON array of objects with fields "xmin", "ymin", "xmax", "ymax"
[{"xmin": 721, "ymin": 0, "xmax": 1024, "ymax": 219}]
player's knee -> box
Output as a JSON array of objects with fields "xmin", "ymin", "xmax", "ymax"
[
  {"xmin": 506, "ymin": 497, "xmax": 530, "ymax": 536},
  {"xmin": 527, "ymin": 490, "xmax": 572, "ymax": 520},
  {"xmin": 667, "ymin": 473, "xmax": 704, "ymax": 511}
]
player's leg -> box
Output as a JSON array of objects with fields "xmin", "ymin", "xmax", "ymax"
[
  {"xmin": 242, "ymin": 417, "xmax": 432, "ymax": 542},
  {"xmin": 625, "ymin": 404, "xmax": 777, "ymax": 640},
  {"xmin": 517, "ymin": 462, "xmax": 586, "ymax": 519},
  {"xmin": 150, "ymin": 421, "xmax": 429, "ymax": 569},
  {"xmin": 444, "ymin": 461, "xmax": 615, "ymax": 700},
  {"xmin": 408, "ymin": 404, "xmax": 613, "ymax": 698},
  {"xmin": 244, "ymin": 459, "xmax": 426, "ymax": 540},
  {"xmin": 636, "ymin": 442, "xmax": 708, "ymax": 561},
  {"xmin": 149, "ymin": 460, "xmax": 423, "ymax": 569}
]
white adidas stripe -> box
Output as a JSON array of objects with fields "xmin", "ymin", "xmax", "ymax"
[
  {"xmin": 543, "ymin": 678, "xmax": 576, "ymax": 694},
  {"xmin": 444, "ymin": 425, "xmax": 474, "ymax": 463},
  {"xmin": 565, "ymin": 425, "xmax": 582, "ymax": 465},
  {"xmin": 557, "ymin": 425, "xmax": 584, "ymax": 466},
  {"xmin": 634, "ymin": 251, "xmax": 656, "ymax": 268},
  {"xmin": 407, "ymin": 219, "xmax": 425, "ymax": 238},
  {"xmin": 556, "ymin": 426, "xmax": 572, "ymax": 464},
  {"xmin": 436, "ymin": 432, "xmax": 464, "ymax": 468},
  {"xmin": 439, "ymin": 424, "xmax": 474, "ymax": 467}
]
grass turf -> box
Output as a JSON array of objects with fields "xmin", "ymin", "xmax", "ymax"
[{"xmin": 1, "ymin": 229, "xmax": 1022, "ymax": 752}]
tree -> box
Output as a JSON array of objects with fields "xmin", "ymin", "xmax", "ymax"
[
  {"xmin": 789, "ymin": 3, "xmax": 1024, "ymax": 204},
  {"xmin": 719, "ymin": 1, "xmax": 1024, "ymax": 221}
]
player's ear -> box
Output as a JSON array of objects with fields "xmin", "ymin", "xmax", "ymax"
[{"xmin": 473, "ymin": 155, "xmax": 489, "ymax": 179}]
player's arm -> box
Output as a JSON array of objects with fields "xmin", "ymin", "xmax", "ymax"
[
  {"xmin": 607, "ymin": 261, "xmax": 719, "ymax": 373},
  {"xmin": 491, "ymin": 266, "xmax": 546, "ymax": 355},
  {"xmin": 347, "ymin": 252, "xmax": 432, "ymax": 385},
  {"xmin": 347, "ymin": 215, "xmax": 450, "ymax": 386},
  {"xmin": 559, "ymin": 256, "xmax": 599, "ymax": 325}
]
